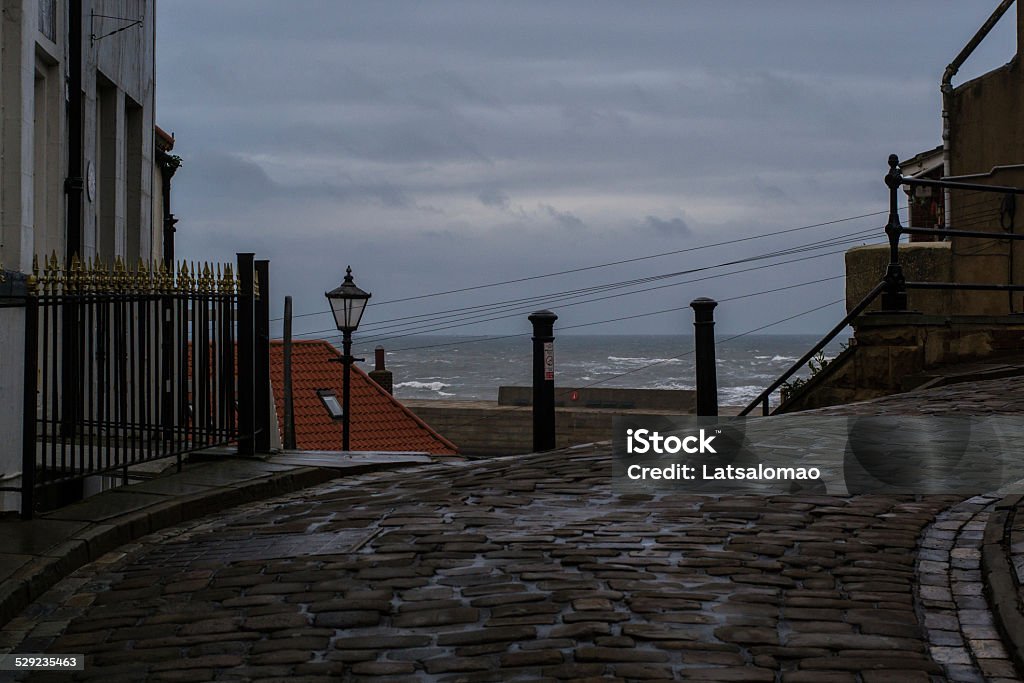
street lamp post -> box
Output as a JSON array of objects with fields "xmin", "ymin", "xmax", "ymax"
[{"xmin": 325, "ymin": 266, "xmax": 371, "ymax": 451}]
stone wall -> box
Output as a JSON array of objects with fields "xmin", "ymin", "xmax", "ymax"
[
  {"xmin": 778, "ymin": 315, "xmax": 1024, "ymax": 413},
  {"xmin": 497, "ymin": 385, "xmax": 696, "ymax": 411},
  {"xmin": 945, "ymin": 3, "xmax": 1024, "ymax": 315},
  {"xmin": 404, "ymin": 400, "xmax": 685, "ymax": 456},
  {"xmin": 845, "ymin": 243, "xmax": 952, "ymax": 316}
]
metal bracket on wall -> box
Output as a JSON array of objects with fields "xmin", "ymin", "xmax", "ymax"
[{"xmin": 90, "ymin": 11, "xmax": 143, "ymax": 44}]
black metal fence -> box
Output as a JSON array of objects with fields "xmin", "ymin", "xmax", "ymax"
[
  {"xmin": 738, "ymin": 154, "xmax": 1024, "ymax": 417},
  {"xmin": 14, "ymin": 251, "xmax": 269, "ymax": 518}
]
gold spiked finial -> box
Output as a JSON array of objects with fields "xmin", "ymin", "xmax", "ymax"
[
  {"xmin": 156, "ymin": 262, "xmax": 169, "ymax": 293},
  {"xmin": 202, "ymin": 263, "xmax": 211, "ymax": 293},
  {"xmin": 28, "ymin": 254, "xmax": 40, "ymax": 291},
  {"xmin": 116, "ymin": 256, "xmax": 129, "ymax": 293},
  {"xmin": 137, "ymin": 258, "xmax": 151, "ymax": 294},
  {"xmin": 222, "ymin": 263, "xmax": 236, "ymax": 295},
  {"xmin": 180, "ymin": 262, "xmax": 189, "ymax": 294},
  {"xmin": 46, "ymin": 252, "xmax": 58, "ymax": 294},
  {"xmin": 81, "ymin": 256, "xmax": 92, "ymax": 294},
  {"xmin": 69, "ymin": 254, "xmax": 83, "ymax": 293},
  {"xmin": 22, "ymin": 255, "xmax": 37, "ymax": 293}
]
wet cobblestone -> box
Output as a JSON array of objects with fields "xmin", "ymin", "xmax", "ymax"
[
  {"xmin": 3, "ymin": 375, "xmax": 1024, "ymax": 680},
  {"xmin": 0, "ymin": 451, "xmax": 966, "ymax": 681}
]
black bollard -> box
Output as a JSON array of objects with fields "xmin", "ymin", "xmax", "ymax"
[
  {"xmin": 529, "ymin": 310, "xmax": 558, "ymax": 452},
  {"xmin": 690, "ymin": 297, "xmax": 719, "ymax": 417}
]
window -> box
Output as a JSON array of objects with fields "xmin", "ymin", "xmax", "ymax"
[
  {"xmin": 38, "ymin": 0, "xmax": 57, "ymax": 42},
  {"xmin": 125, "ymin": 96, "xmax": 144, "ymax": 262},
  {"xmin": 96, "ymin": 77, "xmax": 117, "ymax": 264}
]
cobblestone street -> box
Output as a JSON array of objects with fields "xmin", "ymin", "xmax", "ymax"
[{"xmin": 3, "ymin": 378, "xmax": 1024, "ymax": 682}]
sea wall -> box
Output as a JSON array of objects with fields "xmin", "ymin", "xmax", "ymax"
[
  {"xmin": 497, "ymin": 385, "xmax": 696, "ymax": 411},
  {"xmin": 404, "ymin": 399, "xmax": 688, "ymax": 456}
]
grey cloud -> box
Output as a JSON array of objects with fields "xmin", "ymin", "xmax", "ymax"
[
  {"xmin": 478, "ymin": 189, "xmax": 510, "ymax": 209},
  {"xmin": 542, "ymin": 205, "xmax": 586, "ymax": 231},
  {"xmin": 645, "ymin": 216, "xmax": 692, "ymax": 237},
  {"xmin": 158, "ymin": 1, "xmax": 1014, "ymax": 335}
]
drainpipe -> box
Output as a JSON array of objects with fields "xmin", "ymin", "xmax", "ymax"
[
  {"xmin": 65, "ymin": 0, "xmax": 84, "ymax": 259},
  {"xmin": 61, "ymin": 0, "xmax": 85, "ymax": 437},
  {"xmin": 940, "ymin": 0, "xmax": 1014, "ymax": 231}
]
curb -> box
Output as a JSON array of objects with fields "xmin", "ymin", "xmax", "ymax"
[
  {"xmin": 981, "ymin": 494, "xmax": 1024, "ymax": 678},
  {"xmin": 0, "ymin": 459, "xmax": 421, "ymax": 630}
]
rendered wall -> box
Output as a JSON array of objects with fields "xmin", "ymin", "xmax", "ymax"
[{"xmin": 946, "ymin": 3, "xmax": 1024, "ymax": 315}]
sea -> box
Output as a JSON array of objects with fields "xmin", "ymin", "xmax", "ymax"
[{"xmin": 350, "ymin": 334, "xmax": 846, "ymax": 409}]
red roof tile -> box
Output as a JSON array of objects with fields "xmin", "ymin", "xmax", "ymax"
[{"xmin": 269, "ymin": 340, "xmax": 457, "ymax": 455}]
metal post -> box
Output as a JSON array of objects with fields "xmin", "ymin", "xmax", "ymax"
[
  {"xmin": 253, "ymin": 260, "xmax": 271, "ymax": 453},
  {"xmin": 282, "ymin": 296, "xmax": 296, "ymax": 450},
  {"xmin": 882, "ymin": 154, "xmax": 908, "ymax": 311},
  {"xmin": 342, "ymin": 331, "xmax": 352, "ymax": 451},
  {"xmin": 21, "ymin": 284, "xmax": 39, "ymax": 520},
  {"xmin": 691, "ymin": 297, "xmax": 719, "ymax": 417},
  {"xmin": 236, "ymin": 253, "xmax": 255, "ymax": 456},
  {"xmin": 528, "ymin": 310, "xmax": 557, "ymax": 452}
]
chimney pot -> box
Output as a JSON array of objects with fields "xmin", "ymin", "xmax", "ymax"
[{"xmin": 369, "ymin": 346, "xmax": 394, "ymax": 394}]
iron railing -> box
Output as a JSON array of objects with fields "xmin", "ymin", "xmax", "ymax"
[
  {"xmin": 9, "ymin": 252, "xmax": 269, "ymax": 518},
  {"xmin": 739, "ymin": 154, "xmax": 1024, "ymax": 417}
]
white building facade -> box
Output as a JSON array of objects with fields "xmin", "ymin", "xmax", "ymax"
[{"xmin": 0, "ymin": 0, "xmax": 159, "ymax": 510}]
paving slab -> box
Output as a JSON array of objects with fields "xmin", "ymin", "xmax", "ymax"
[
  {"xmin": 0, "ymin": 519, "xmax": 89, "ymax": 554},
  {"xmin": 268, "ymin": 451, "xmax": 432, "ymax": 469},
  {"xmin": 45, "ymin": 491, "xmax": 171, "ymax": 523},
  {"xmin": 120, "ymin": 478, "xmax": 218, "ymax": 497}
]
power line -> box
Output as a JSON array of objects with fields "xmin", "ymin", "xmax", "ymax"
[
  {"xmin": 430, "ymin": 296, "xmax": 847, "ymax": 434},
  {"xmin": 347, "ymin": 236, "xmax": 881, "ymax": 345},
  {"xmin": 351, "ymin": 234, "xmax": 1003, "ymax": 355},
  {"xmin": 361, "ymin": 271, "xmax": 851, "ymax": 354},
  {"xmin": 271, "ymin": 208, "xmax": 905, "ymax": 323},
  {"xmin": 357, "ymin": 227, "xmax": 880, "ymax": 333},
  {"xmin": 296, "ymin": 226, "xmax": 879, "ymax": 340}
]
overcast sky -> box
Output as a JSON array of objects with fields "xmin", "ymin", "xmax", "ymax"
[{"xmin": 156, "ymin": 2, "xmax": 1017, "ymax": 343}]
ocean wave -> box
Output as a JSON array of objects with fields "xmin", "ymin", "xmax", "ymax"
[
  {"xmin": 771, "ymin": 355, "xmax": 798, "ymax": 362},
  {"xmin": 647, "ymin": 382, "xmax": 696, "ymax": 391},
  {"xmin": 394, "ymin": 381, "xmax": 450, "ymax": 392},
  {"xmin": 607, "ymin": 356, "xmax": 683, "ymax": 365},
  {"xmin": 719, "ymin": 385, "xmax": 767, "ymax": 405}
]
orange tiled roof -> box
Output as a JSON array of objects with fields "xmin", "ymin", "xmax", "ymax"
[{"xmin": 269, "ymin": 340, "xmax": 458, "ymax": 455}]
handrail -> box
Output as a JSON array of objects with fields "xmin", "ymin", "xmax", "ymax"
[
  {"xmin": 906, "ymin": 282, "xmax": 1024, "ymax": 292},
  {"xmin": 737, "ymin": 279, "xmax": 887, "ymax": 417},
  {"xmin": 902, "ymin": 175, "xmax": 1024, "ymax": 195},
  {"xmin": 737, "ymin": 153, "xmax": 1024, "ymax": 419},
  {"xmin": 902, "ymin": 226, "xmax": 1024, "ymax": 240}
]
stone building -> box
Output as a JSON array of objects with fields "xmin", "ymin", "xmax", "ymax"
[
  {"xmin": 784, "ymin": 1, "xmax": 1024, "ymax": 412},
  {"xmin": 0, "ymin": 0, "xmax": 165, "ymax": 511}
]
